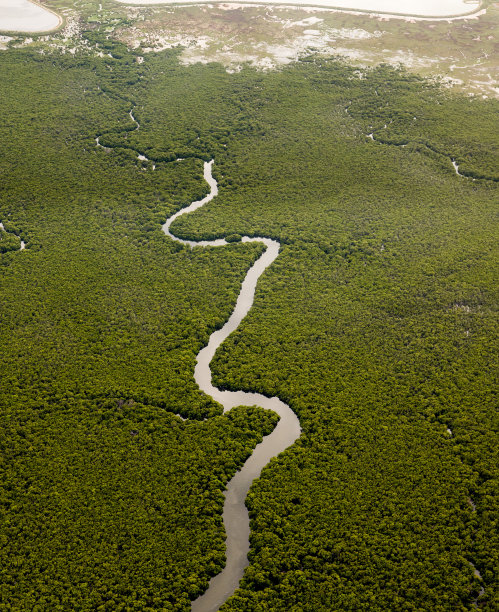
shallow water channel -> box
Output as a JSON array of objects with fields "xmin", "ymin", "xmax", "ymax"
[{"xmin": 163, "ymin": 161, "xmax": 301, "ymax": 611}]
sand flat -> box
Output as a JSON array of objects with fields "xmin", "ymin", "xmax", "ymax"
[
  {"xmin": 0, "ymin": 0, "xmax": 60, "ymax": 33},
  {"xmin": 115, "ymin": 0, "xmax": 481, "ymax": 18}
]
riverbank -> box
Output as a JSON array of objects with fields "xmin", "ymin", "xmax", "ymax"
[{"xmin": 162, "ymin": 160, "xmax": 302, "ymax": 610}]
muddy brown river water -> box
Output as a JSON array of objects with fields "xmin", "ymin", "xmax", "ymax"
[{"xmin": 163, "ymin": 161, "xmax": 301, "ymax": 611}]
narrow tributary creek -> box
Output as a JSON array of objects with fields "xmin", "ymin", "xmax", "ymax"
[
  {"xmin": 0, "ymin": 221, "xmax": 25, "ymax": 250},
  {"xmin": 345, "ymin": 103, "xmax": 477, "ymax": 180}
]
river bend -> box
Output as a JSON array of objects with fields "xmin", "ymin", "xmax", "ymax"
[
  {"xmin": 96, "ymin": 108, "xmax": 301, "ymax": 608},
  {"xmin": 163, "ymin": 161, "xmax": 302, "ymax": 611}
]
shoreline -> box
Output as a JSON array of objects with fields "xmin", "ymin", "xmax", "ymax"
[
  {"xmin": 0, "ymin": 0, "xmax": 63, "ymax": 35},
  {"xmin": 114, "ymin": 0, "xmax": 485, "ymax": 21}
]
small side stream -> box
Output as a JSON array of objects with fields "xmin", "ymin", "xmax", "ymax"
[{"xmin": 0, "ymin": 221, "xmax": 25, "ymax": 250}]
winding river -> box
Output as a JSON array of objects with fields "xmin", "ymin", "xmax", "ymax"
[
  {"xmin": 97, "ymin": 98, "xmax": 490, "ymax": 608},
  {"xmin": 163, "ymin": 161, "xmax": 302, "ymax": 611},
  {"xmin": 98, "ymin": 109, "xmax": 302, "ymax": 607}
]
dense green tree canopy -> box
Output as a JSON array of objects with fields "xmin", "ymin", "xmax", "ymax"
[{"xmin": 0, "ymin": 31, "xmax": 497, "ymax": 611}]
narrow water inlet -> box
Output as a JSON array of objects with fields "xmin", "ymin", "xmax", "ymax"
[{"xmin": 162, "ymin": 161, "xmax": 301, "ymax": 611}]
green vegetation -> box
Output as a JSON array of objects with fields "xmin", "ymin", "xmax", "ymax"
[
  {"xmin": 0, "ymin": 222, "xmax": 23, "ymax": 253},
  {"xmin": 1, "ymin": 403, "xmax": 277, "ymax": 610},
  {"xmin": 0, "ymin": 29, "xmax": 497, "ymax": 612},
  {"xmin": 0, "ymin": 44, "xmax": 273, "ymax": 611}
]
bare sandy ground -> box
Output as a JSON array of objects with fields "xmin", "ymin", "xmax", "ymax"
[{"xmin": 115, "ymin": 0, "xmax": 482, "ymax": 19}]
